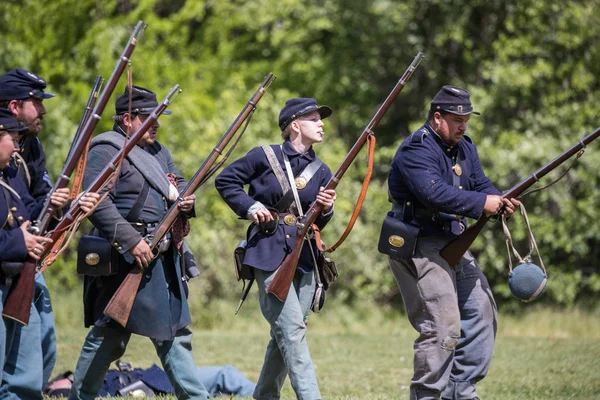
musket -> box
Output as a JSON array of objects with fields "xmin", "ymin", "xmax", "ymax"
[
  {"xmin": 268, "ymin": 52, "xmax": 425, "ymax": 302},
  {"xmin": 41, "ymin": 76, "xmax": 104, "ymax": 270},
  {"xmin": 65, "ymin": 76, "xmax": 104, "ymax": 163},
  {"xmin": 1, "ymin": 84, "xmax": 178, "ymax": 327},
  {"xmin": 440, "ymin": 127, "xmax": 600, "ymax": 267},
  {"xmin": 103, "ymin": 73, "xmax": 276, "ymax": 328},
  {"xmin": 30, "ymin": 20, "xmax": 146, "ymax": 236}
]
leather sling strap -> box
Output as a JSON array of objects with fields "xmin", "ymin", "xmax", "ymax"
[{"xmin": 314, "ymin": 133, "xmax": 376, "ymax": 253}]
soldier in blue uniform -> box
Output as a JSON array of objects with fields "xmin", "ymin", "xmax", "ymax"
[
  {"xmin": 386, "ymin": 86, "xmax": 519, "ymax": 400},
  {"xmin": 0, "ymin": 68, "xmax": 69, "ymax": 392},
  {"xmin": 0, "ymin": 67, "xmax": 102, "ymax": 399},
  {"xmin": 216, "ymin": 98, "xmax": 337, "ymax": 400},
  {"xmin": 0, "ymin": 69, "xmax": 57, "ymax": 202},
  {"xmin": 68, "ymin": 86, "xmax": 210, "ymax": 400},
  {"xmin": 0, "ymin": 108, "xmax": 97, "ymax": 399}
]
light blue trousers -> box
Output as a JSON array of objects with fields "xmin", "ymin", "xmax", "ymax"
[
  {"xmin": 0, "ymin": 272, "xmax": 54, "ymax": 400},
  {"xmin": 68, "ymin": 324, "xmax": 210, "ymax": 400},
  {"xmin": 388, "ymin": 237, "xmax": 497, "ymax": 400},
  {"xmin": 36, "ymin": 272, "xmax": 57, "ymax": 387},
  {"xmin": 253, "ymin": 269, "xmax": 320, "ymax": 400}
]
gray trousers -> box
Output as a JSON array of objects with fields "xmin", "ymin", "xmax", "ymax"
[
  {"xmin": 252, "ymin": 268, "xmax": 321, "ymax": 400},
  {"xmin": 388, "ymin": 237, "xmax": 497, "ymax": 400}
]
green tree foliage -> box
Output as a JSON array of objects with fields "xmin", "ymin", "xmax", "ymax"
[{"xmin": 1, "ymin": 0, "xmax": 599, "ymax": 309}]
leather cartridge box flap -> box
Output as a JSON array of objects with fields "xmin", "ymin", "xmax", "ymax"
[
  {"xmin": 378, "ymin": 211, "xmax": 420, "ymax": 260},
  {"xmin": 77, "ymin": 235, "xmax": 120, "ymax": 276}
]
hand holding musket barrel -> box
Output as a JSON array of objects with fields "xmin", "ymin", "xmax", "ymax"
[
  {"xmin": 30, "ymin": 21, "xmax": 146, "ymax": 237},
  {"xmin": 104, "ymin": 73, "xmax": 276, "ymax": 328},
  {"xmin": 267, "ymin": 52, "xmax": 425, "ymax": 302},
  {"xmin": 0, "ymin": 83, "xmax": 178, "ymax": 326},
  {"xmin": 440, "ymin": 126, "xmax": 600, "ymax": 267}
]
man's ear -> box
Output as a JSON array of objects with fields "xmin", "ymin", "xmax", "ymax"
[
  {"xmin": 8, "ymin": 100, "xmax": 21, "ymax": 115},
  {"xmin": 431, "ymin": 111, "xmax": 443, "ymax": 129},
  {"xmin": 123, "ymin": 112, "xmax": 132, "ymax": 127}
]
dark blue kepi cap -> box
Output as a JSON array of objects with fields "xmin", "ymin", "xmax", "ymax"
[
  {"xmin": 278, "ymin": 98, "xmax": 332, "ymax": 131},
  {"xmin": 430, "ymin": 85, "xmax": 480, "ymax": 116},
  {"xmin": 0, "ymin": 68, "xmax": 56, "ymax": 101},
  {"xmin": 115, "ymin": 85, "xmax": 172, "ymax": 116},
  {"xmin": 0, "ymin": 108, "xmax": 28, "ymax": 132}
]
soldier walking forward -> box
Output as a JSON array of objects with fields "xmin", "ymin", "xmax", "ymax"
[
  {"xmin": 216, "ymin": 98, "xmax": 337, "ymax": 400},
  {"xmin": 386, "ymin": 86, "xmax": 518, "ymax": 400},
  {"xmin": 0, "ymin": 70, "xmax": 98, "ymax": 399},
  {"xmin": 68, "ymin": 86, "xmax": 210, "ymax": 400}
]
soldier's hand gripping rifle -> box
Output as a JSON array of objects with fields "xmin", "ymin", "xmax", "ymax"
[
  {"xmin": 440, "ymin": 126, "xmax": 600, "ymax": 267},
  {"xmin": 268, "ymin": 52, "xmax": 425, "ymax": 302},
  {"xmin": 103, "ymin": 73, "xmax": 276, "ymax": 328}
]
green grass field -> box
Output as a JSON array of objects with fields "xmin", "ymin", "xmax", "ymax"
[{"xmin": 50, "ymin": 285, "xmax": 600, "ymax": 399}]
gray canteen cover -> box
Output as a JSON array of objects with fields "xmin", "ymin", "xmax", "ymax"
[{"xmin": 508, "ymin": 263, "xmax": 548, "ymax": 302}]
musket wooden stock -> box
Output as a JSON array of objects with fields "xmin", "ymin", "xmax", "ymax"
[
  {"xmin": 103, "ymin": 73, "xmax": 276, "ymax": 327},
  {"xmin": 440, "ymin": 126, "xmax": 600, "ymax": 267},
  {"xmin": 267, "ymin": 52, "xmax": 425, "ymax": 301},
  {"xmin": 0, "ymin": 83, "xmax": 177, "ymax": 327}
]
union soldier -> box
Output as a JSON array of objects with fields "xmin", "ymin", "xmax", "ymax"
[
  {"xmin": 68, "ymin": 85, "xmax": 210, "ymax": 400},
  {"xmin": 0, "ymin": 107, "xmax": 97, "ymax": 399},
  {"xmin": 386, "ymin": 86, "xmax": 519, "ymax": 400},
  {"xmin": 0, "ymin": 69, "xmax": 85, "ymax": 397},
  {"xmin": 215, "ymin": 98, "xmax": 337, "ymax": 400}
]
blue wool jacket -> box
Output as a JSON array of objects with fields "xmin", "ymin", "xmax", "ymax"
[
  {"xmin": 0, "ymin": 167, "xmax": 44, "ymax": 262},
  {"xmin": 215, "ymin": 140, "xmax": 334, "ymax": 273},
  {"xmin": 388, "ymin": 122, "xmax": 500, "ymax": 235}
]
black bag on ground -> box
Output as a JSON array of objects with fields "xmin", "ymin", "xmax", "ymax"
[{"xmin": 378, "ymin": 211, "xmax": 420, "ymax": 260}]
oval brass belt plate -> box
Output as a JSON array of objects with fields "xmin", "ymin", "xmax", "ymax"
[
  {"xmin": 389, "ymin": 235, "xmax": 405, "ymax": 248},
  {"xmin": 283, "ymin": 214, "xmax": 297, "ymax": 226},
  {"xmin": 85, "ymin": 253, "xmax": 100, "ymax": 266}
]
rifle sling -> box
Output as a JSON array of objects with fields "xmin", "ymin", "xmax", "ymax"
[{"xmin": 317, "ymin": 133, "xmax": 377, "ymax": 253}]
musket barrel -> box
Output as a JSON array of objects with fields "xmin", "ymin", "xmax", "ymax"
[{"xmin": 441, "ymin": 126, "xmax": 600, "ymax": 266}]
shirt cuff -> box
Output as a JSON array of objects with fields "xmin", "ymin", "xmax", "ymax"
[
  {"xmin": 246, "ymin": 201, "xmax": 266, "ymax": 220},
  {"xmin": 321, "ymin": 204, "xmax": 334, "ymax": 217}
]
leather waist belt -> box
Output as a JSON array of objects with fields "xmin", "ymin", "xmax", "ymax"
[{"xmin": 391, "ymin": 202, "xmax": 434, "ymax": 221}]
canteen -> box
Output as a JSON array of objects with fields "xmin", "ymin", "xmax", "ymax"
[{"xmin": 508, "ymin": 263, "xmax": 547, "ymax": 302}]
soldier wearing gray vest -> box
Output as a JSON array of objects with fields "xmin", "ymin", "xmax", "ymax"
[{"xmin": 68, "ymin": 86, "xmax": 209, "ymax": 400}]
